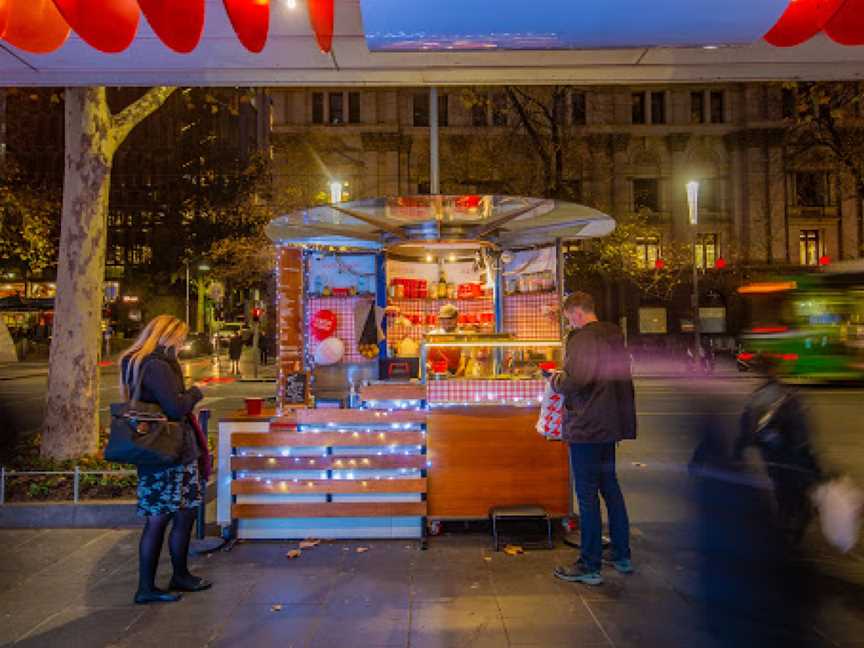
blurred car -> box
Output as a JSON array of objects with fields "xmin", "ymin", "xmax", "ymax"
[{"xmin": 178, "ymin": 332, "xmax": 214, "ymax": 358}]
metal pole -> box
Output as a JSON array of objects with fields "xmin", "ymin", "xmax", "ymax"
[
  {"xmin": 1, "ymin": 466, "xmax": 5, "ymax": 505},
  {"xmin": 73, "ymin": 466, "xmax": 80, "ymax": 503},
  {"xmin": 185, "ymin": 261, "xmax": 190, "ymax": 326},
  {"xmin": 429, "ymin": 87, "xmax": 439, "ymax": 194},
  {"xmin": 693, "ymin": 236, "xmax": 701, "ymax": 356}
]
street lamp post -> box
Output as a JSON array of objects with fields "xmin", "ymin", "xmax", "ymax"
[
  {"xmin": 686, "ymin": 181, "xmax": 701, "ymax": 360},
  {"xmin": 184, "ymin": 261, "xmax": 190, "ymax": 326}
]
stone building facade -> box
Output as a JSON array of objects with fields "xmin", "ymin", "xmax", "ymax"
[{"xmin": 270, "ymin": 84, "xmax": 863, "ymax": 336}]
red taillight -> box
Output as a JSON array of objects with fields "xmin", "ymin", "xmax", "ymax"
[
  {"xmin": 737, "ymin": 352, "xmax": 755, "ymax": 362},
  {"xmin": 781, "ymin": 353, "xmax": 799, "ymax": 362},
  {"xmin": 751, "ymin": 326, "xmax": 788, "ymax": 334}
]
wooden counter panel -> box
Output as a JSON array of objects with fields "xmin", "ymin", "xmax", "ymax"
[
  {"xmin": 359, "ymin": 383, "xmax": 426, "ymax": 403},
  {"xmin": 233, "ymin": 502, "xmax": 427, "ymax": 519},
  {"xmin": 232, "ymin": 431, "xmax": 424, "ymax": 448},
  {"xmin": 427, "ymin": 407, "xmax": 570, "ymax": 518},
  {"xmin": 296, "ymin": 409, "xmax": 427, "ymax": 425},
  {"xmin": 232, "ymin": 478, "xmax": 427, "ymax": 495},
  {"xmin": 231, "ymin": 455, "xmax": 427, "ymax": 472}
]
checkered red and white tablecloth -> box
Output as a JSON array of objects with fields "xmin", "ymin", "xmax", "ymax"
[
  {"xmin": 427, "ymin": 379, "xmax": 545, "ymax": 404},
  {"xmin": 503, "ymin": 292, "xmax": 561, "ymax": 340}
]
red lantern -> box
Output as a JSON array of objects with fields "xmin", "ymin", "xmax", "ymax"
[
  {"xmin": 310, "ymin": 309, "xmax": 338, "ymax": 341},
  {"xmin": 307, "ymin": 0, "xmax": 333, "ymax": 53},
  {"xmin": 764, "ymin": 0, "xmax": 844, "ymax": 47},
  {"xmin": 714, "ymin": 257, "xmax": 727, "ymax": 270},
  {"xmin": 1, "ymin": 0, "xmax": 70, "ymax": 53},
  {"xmin": 223, "ymin": 0, "xmax": 269, "ymax": 53},
  {"xmin": 819, "ymin": 255, "xmax": 831, "ymax": 266},
  {"xmin": 51, "ymin": 0, "xmax": 140, "ymax": 53},
  {"xmin": 825, "ymin": 0, "xmax": 864, "ymax": 45},
  {"xmin": 139, "ymin": 0, "xmax": 205, "ymax": 53},
  {"xmin": 654, "ymin": 258, "xmax": 666, "ymax": 270}
]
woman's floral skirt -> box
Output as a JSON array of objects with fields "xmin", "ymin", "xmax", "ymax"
[{"xmin": 137, "ymin": 462, "xmax": 202, "ymax": 516}]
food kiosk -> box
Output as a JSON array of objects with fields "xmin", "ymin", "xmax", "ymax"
[{"xmin": 218, "ymin": 195, "xmax": 615, "ymax": 539}]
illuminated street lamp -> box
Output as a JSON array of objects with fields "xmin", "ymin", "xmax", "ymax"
[
  {"xmin": 686, "ymin": 181, "xmax": 701, "ymax": 356},
  {"xmin": 329, "ymin": 180, "xmax": 343, "ymax": 203}
]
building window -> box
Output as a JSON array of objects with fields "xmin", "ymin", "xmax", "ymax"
[
  {"xmin": 312, "ymin": 92, "xmax": 324, "ymax": 124},
  {"xmin": 633, "ymin": 178, "xmax": 660, "ymax": 213},
  {"xmin": 690, "ymin": 91, "xmax": 705, "ymax": 123},
  {"xmin": 795, "ymin": 172, "xmax": 836, "ymax": 207},
  {"xmin": 348, "ymin": 92, "xmax": 361, "ymax": 124},
  {"xmin": 710, "ymin": 91, "xmax": 725, "ymax": 123},
  {"xmin": 471, "ymin": 100, "xmax": 487, "ymax": 127},
  {"xmin": 413, "ymin": 91, "xmax": 448, "ymax": 127},
  {"xmin": 800, "ymin": 230, "xmax": 821, "ymax": 266},
  {"xmin": 129, "ymin": 244, "xmax": 152, "ymax": 266},
  {"xmin": 563, "ymin": 178, "xmax": 582, "ymax": 202},
  {"xmin": 650, "ymin": 91, "xmax": 666, "ymax": 124},
  {"xmin": 571, "ymin": 91, "xmax": 587, "ymax": 125},
  {"xmin": 699, "ymin": 178, "xmax": 721, "ymax": 212},
  {"xmin": 417, "ymin": 181, "xmax": 430, "ymax": 194},
  {"xmin": 491, "ymin": 93, "xmax": 508, "ymax": 126},
  {"xmin": 328, "ymin": 93, "xmax": 344, "ymax": 125},
  {"xmin": 107, "ymin": 244, "xmax": 125, "ymax": 266},
  {"xmin": 782, "ymin": 87, "xmax": 797, "ymax": 119},
  {"xmin": 634, "ymin": 237, "xmax": 661, "ymax": 269},
  {"xmin": 695, "ymin": 233, "xmax": 718, "ymax": 269},
  {"xmin": 413, "ymin": 93, "xmax": 429, "ymax": 127},
  {"xmin": 632, "ymin": 92, "xmax": 646, "ymax": 124}
]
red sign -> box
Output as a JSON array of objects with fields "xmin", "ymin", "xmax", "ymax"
[{"xmin": 310, "ymin": 309, "xmax": 337, "ymax": 341}]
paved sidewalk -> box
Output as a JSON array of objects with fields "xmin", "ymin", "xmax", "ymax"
[{"xmin": 1, "ymin": 525, "xmax": 862, "ymax": 648}]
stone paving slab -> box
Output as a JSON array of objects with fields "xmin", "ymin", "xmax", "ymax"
[{"xmin": 0, "ymin": 528, "xmax": 862, "ymax": 647}]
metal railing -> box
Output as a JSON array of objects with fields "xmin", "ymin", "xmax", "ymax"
[{"xmin": 0, "ymin": 466, "xmax": 137, "ymax": 505}]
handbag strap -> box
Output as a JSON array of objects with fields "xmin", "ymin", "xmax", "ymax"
[{"xmin": 128, "ymin": 361, "xmax": 151, "ymax": 410}]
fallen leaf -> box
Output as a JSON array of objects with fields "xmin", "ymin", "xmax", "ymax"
[
  {"xmin": 299, "ymin": 539, "xmax": 321, "ymax": 549},
  {"xmin": 503, "ymin": 545, "xmax": 524, "ymax": 556},
  {"xmin": 483, "ymin": 556, "xmax": 492, "ymax": 562},
  {"xmin": 285, "ymin": 549, "xmax": 301, "ymax": 559},
  {"xmin": 356, "ymin": 547, "xmax": 370, "ymax": 553},
  {"xmin": 271, "ymin": 604, "xmax": 283, "ymax": 612},
  {"xmin": 632, "ymin": 462, "xmax": 647, "ymax": 468}
]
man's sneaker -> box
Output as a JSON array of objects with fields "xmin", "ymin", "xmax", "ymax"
[
  {"xmin": 605, "ymin": 558, "xmax": 634, "ymax": 574},
  {"xmin": 553, "ymin": 563, "xmax": 603, "ymax": 586}
]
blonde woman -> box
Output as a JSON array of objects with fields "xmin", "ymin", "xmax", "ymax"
[{"xmin": 119, "ymin": 314, "xmax": 212, "ymax": 604}]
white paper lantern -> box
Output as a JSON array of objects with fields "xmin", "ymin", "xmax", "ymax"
[{"xmin": 314, "ymin": 336, "xmax": 344, "ymax": 366}]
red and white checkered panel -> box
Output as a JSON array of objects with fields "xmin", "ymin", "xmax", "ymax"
[
  {"xmin": 427, "ymin": 379, "xmax": 545, "ymax": 404},
  {"xmin": 503, "ymin": 293, "xmax": 561, "ymax": 340},
  {"xmin": 307, "ymin": 296, "xmax": 375, "ymax": 364},
  {"xmin": 386, "ymin": 297, "xmax": 494, "ymax": 346}
]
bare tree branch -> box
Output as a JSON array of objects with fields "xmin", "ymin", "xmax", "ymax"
[{"xmin": 111, "ymin": 86, "xmax": 177, "ymax": 146}]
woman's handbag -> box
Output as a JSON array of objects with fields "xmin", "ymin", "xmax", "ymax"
[{"xmin": 104, "ymin": 365, "xmax": 186, "ymax": 467}]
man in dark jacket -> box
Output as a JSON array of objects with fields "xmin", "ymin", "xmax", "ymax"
[{"xmin": 551, "ymin": 291, "xmax": 636, "ymax": 586}]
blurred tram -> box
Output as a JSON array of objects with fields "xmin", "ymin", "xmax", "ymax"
[{"xmin": 737, "ymin": 261, "xmax": 864, "ymax": 382}]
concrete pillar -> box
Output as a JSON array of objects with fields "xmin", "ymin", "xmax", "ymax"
[
  {"xmin": 766, "ymin": 131, "xmax": 788, "ymax": 263},
  {"xmin": 665, "ymin": 133, "xmax": 691, "ymax": 241},
  {"xmin": 840, "ymin": 174, "xmax": 861, "ymax": 260}
]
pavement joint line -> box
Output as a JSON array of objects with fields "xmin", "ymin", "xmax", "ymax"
[
  {"xmin": 13, "ymin": 529, "xmax": 116, "ymax": 591},
  {"xmin": 13, "ymin": 603, "xmax": 73, "ymax": 644},
  {"xmin": 579, "ymin": 595, "xmax": 617, "ymax": 648}
]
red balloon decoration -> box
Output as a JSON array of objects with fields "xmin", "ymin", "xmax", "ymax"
[
  {"xmin": 307, "ymin": 0, "xmax": 333, "ymax": 53},
  {"xmin": 764, "ymin": 0, "xmax": 844, "ymax": 47},
  {"xmin": 1, "ymin": 0, "xmax": 70, "ymax": 52},
  {"xmin": 825, "ymin": 0, "xmax": 864, "ymax": 45},
  {"xmin": 310, "ymin": 309, "xmax": 338, "ymax": 341},
  {"xmin": 51, "ymin": 0, "xmax": 140, "ymax": 52},
  {"xmin": 223, "ymin": 0, "xmax": 269, "ymax": 53},
  {"xmin": 139, "ymin": 0, "xmax": 205, "ymax": 53}
]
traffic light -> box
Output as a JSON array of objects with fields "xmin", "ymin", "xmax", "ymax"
[{"xmin": 252, "ymin": 307, "xmax": 262, "ymax": 322}]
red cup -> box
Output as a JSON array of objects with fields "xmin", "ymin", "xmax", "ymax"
[{"xmin": 244, "ymin": 398, "xmax": 264, "ymax": 416}]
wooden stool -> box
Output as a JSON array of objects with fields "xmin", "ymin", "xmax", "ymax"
[{"xmin": 490, "ymin": 505, "xmax": 553, "ymax": 551}]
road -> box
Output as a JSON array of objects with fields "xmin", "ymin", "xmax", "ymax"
[{"xmin": 0, "ymin": 353, "xmax": 275, "ymax": 463}]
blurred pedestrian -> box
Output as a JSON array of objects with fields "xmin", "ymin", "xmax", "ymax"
[
  {"xmin": 735, "ymin": 355, "xmax": 823, "ymax": 545},
  {"xmin": 119, "ymin": 315, "xmax": 212, "ymax": 605},
  {"xmin": 228, "ymin": 332, "xmax": 243, "ymax": 375},
  {"xmin": 551, "ymin": 291, "xmax": 636, "ymax": 586}
]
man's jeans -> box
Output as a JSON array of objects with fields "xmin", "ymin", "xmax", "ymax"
[{"xmin": 569, "ymin": 442, "xmax": 631, "ymax": 572}]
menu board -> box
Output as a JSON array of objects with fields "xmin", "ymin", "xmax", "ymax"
[{"xmin": 283, "ymin": 372, "xmax": 308, "ymax": 406}]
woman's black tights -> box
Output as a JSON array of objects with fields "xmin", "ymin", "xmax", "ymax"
[{"xmin": 138, "ymin": 507, "xmax": 198, "ymax": 592}]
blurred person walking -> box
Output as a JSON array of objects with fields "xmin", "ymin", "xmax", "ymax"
[
  {"xmin": 228, "ymin": 332, "xmax": 243, "ymax": 375},
  {"xmin": 119, "ymin": 315, "xmax": 213, "ymax": 604},
  {"xmin": 550, "ymin": 292, "xmax": 636, "ymax": 586}
]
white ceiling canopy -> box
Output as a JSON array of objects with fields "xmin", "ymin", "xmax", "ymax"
[{"xmin": 2, "ymin": 0, "xmax": 864, "ymax": 86}]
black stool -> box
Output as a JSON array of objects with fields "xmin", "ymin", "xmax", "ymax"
[{"xmin": 490, "ymin": 505, "xmax": 553, "ymax": 551}]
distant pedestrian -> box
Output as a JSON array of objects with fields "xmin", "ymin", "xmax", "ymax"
[
  {"xmin": 260, "ymin": 334, "xmax": 273, "ymax": 366},
  {"xmin": 119, "ymin": 315, "xmax": 212, "ymax": 605},
  {"xmin": 228, "ymin": 332, "xmax": 243, "ymax": 375},
  {"xmin": 550, "ymin": 292, "xmax": 636, "ymax": 586}
]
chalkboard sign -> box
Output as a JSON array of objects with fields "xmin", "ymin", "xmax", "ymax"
[{"xmin": 283, "ymin": 372, "xmax": 308, "ymax": 406}]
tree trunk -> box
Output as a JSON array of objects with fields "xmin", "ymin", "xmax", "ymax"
[
  {"xmin": 42, "ymin": 87, "xmax": 175, "ymax": 460},
  {"xmin": 196, "ymin": 275, "xmax": 206, "ymax": 333},
  {"xmin": 43, "ymin": 88, "xmax": 114, "ymax": 459}
]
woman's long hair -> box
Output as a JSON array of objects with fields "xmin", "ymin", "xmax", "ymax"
[{"xmin": 119, "ymin": 314, "xmax": 189, "ymax": 397}]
